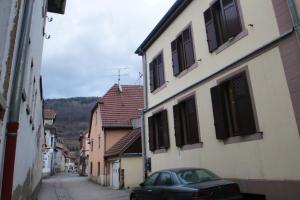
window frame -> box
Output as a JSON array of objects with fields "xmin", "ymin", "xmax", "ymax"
[
  {"xmin": 149, "ymin": 51, "xmax": 166, "ymax": 93},
  {"xmin": 211, "ymin": 69, "xmax": 262, "ymax": 143},
  {"xmin": 148, "ymin": 109, "xmax": 170, "ymax": 152},
  {"xmin": 204, "ymin": 0, "xmax": 247, "ymax": 54},
  {"xmin": 171, "ymin": 24, "xmax": 197, "ymax": 77},
  {"xmin": 173, "ymin": 95, "xmax": 201, "ymax": 148}
]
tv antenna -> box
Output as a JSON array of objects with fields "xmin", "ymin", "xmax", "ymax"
[{"xmin": 112, "ymin": 67, "xmax": 128, "ymax": 85}]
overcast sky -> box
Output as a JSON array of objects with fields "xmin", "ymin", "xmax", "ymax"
[{"xmin": 42, "ymin": 0, "xmax": 175, "ymax": 99}]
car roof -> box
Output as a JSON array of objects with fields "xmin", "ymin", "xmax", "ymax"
[{"xmin": 158, "ymin": 168, "xmax": 207, "ymax": 173}]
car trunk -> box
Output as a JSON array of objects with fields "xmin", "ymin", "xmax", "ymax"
[{"xmin": 187, "ymin": 180, "xmax": 241, "ymax": 199}]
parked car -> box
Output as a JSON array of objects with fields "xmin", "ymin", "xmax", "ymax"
[{"xmin": 130, "ymin": 168, "xmax": 243, "ymax": 200}]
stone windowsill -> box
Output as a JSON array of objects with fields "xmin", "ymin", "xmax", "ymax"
[
  {"xmin": 180, "ymin": 142, "xmax": 203, "ymax": 151},
  {"xmin": 223, "ymin": 132, "xmax": 263, "ymax": 145}
]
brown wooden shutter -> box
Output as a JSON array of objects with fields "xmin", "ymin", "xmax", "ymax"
[
  {"xmin": 182, "ymin": 27, "xmax": 195, "ymax": 68},
  {"xmin": 173, "ymin": 104, "xmax": 184, "ymax": 147},
  {"xmin": 232, "ymin": 73, "xmax": 256, "ymax": 135},
  {"xmin": 186, "ymin": 97, "xmax": 200, "ymax": 144},
  {"xmin": 157, "ymin": 54, "xmax": 165, "ymax": 87},
  {"xmin": 221, "ymin": 0, "xmax": 242, "ymax": 39},
  {"xmin": 149, "ymin": 62, "xmax": 155, "ymax": 92},
  {"xmin": 204, "ymin": 8, "xmax": 219, "ymax": 52},
  {"xmin": 210, "ymin": 85, "xmax": 230, "ymax": 139},
  {"xmin": 148, "ymin": 116, "xmax": 156, "ymax": 151},
  {"xmin": 171, "ymin": 40, "xmax": 180, "ymax": 76},
  {"xmin": 161, "ymin": 110, "xmax": 170, "ymax": 149}
]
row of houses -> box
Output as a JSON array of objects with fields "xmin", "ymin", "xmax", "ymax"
[
  {"xmin": 0, "ymin": 0, "xmax": 66, "ymax": 199},
  {"xmin": 79, "ymin": 84, "xmax": 145, "ymax": 189},
  {"xmin": 80, "ymin": 0, "xmax": 300, "ymax": 199},
  {"xmin": 42, "ymin": 109, "xmax": 76, "ymax": 177}
]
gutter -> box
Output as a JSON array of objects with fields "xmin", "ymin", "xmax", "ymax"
[
  {"xmin": 288, "ymin": 0, "xmax": 300, "ymax": 39},
  {"xmin": 143, "ymin": 28, "xmax": 295, "ymax": 114},
  {"xmin": 1, "ymin": 0, "xmax": 34, "ymax": 199}
]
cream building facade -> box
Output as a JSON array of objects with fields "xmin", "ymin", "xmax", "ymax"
[{"xmin": 136, "ymin": 0, "xmax": 300, "ymax": 199}]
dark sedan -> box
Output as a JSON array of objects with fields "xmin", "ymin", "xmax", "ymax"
[{"xmin": 130, "ymin": 168, "xmax": 243, "ymax": 200}]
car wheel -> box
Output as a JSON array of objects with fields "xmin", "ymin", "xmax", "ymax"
[{"xmin": 130, "ymin": 194, "xmax": 138, "ymax": 200}]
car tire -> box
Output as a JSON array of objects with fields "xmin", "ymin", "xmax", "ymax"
[{"xmin": 130, "ymin": 194, "xmax": 138, "ymax": 200}]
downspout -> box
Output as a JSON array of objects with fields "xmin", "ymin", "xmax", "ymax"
[
  {"xmin": 288, "ymin": 0, "xmax": 300, "ymax": 40},
  {"xmin": 1, "ymin": 0, "xmax": 34, "ymax": 199},
  {"xmin": 140, "ymin": 50, "xmax": 148, "ymax": 180}
]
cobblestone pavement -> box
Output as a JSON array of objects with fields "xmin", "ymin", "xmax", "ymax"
[{"xmin": 37, "ymin": 173, "xmax": 130, "ymax": 200}]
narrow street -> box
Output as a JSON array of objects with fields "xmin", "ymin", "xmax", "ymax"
[{"xmin": 37, "ymin": 173, "xmax": 130, "ymax": 200}]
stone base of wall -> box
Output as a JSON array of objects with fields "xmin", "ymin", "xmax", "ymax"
[
  {"xmin": 89, "ymin": 175, "xmax": 105, "ymax": 186},
  {"xmin": 230, "ymin": 178, "xmax": 300, "ymax": 200}
]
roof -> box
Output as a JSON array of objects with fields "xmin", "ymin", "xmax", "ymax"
[
  {"xmin": 105, "ymin": 128, "xmax": 141, "ymax": 157},
  {"xmin": 100, "ymin": 84, "xmax": 144, "ymax": 128},
  {"xmin": 135, "ymin": 0, "xmax": 193, "ymax": 55},
  {"xmin": 43, "ymin": 109, "xmax": 56, "ymax": 120}
]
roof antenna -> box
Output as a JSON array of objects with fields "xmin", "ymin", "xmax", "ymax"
[{"xmin": 113, "ymin": 67, "xmax": 128, "ymax": 92}]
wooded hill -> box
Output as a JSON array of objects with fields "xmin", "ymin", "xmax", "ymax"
[{"xmin": 44, "ymin": 97, "xmax": 98, "ymax": 151}]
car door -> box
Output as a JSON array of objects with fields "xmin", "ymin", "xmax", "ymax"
[
  {"xmin": 136, "ymin": 172, "xmax": 160, "ymax": 200},
  {"xmin": 152, "ymin": 172, "xmax": 175, "ymax": 200}
]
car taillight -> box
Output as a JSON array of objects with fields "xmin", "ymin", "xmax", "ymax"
[
  {"xmin": 227, "ymin": 184, "xmax": 240, "ymax": 193},
  {"xmin": 192, "ymin": 191, "xmax": 213, "ymax": 199}
]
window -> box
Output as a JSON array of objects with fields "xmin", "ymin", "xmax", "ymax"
[
  {"xmin": 155, "ymin": 172, "xmax": 174, "ymax": 186},
  {"xmin": 210, "ymin": 72, "xmax": 256, "ymax": 139},
  {"xmin": 149, "ymin": 53, "xmax": 165, "ymax": 92},
  {"xmin": 98, "ymin": 134, "xmax": 100, "ymax": 148},
  {"xmin": 204, "ymin": 0, "xmax": 242, "ymax": 52},
  {"xmin": 98, "ymin": 162, "xmax": 100, "ymax": 176},
  {"xmin": 171, "ymin": 26, "xmax": 195, "ymax": 76},
  {"xmin": 148, "ymin": 110, "xmax": 170, "ymax": 152},
  {"xmin": 91, "ymin": 140, "xmax": 94, "ymax": 151},
  {"xmin": 144, "ymin": 173, "xmax": 159, "ymax": 186},
  {"xmin": 90, "ymin": 162, "xmax": 93, "ymax": 175},
  {"xmin": 173, "ymin": 96, "xmax": 200, "ymax": 147}
]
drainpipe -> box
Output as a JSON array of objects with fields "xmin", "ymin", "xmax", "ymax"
[
  {"xmin": 288, "ymin": 0, "xmax": 300, "ymax": 40},
  {"xmin": 1, "ymin": 0, "xmax": 34, "ymax": 199},
  {"xmin": 140, "ymin": 51, "xmax": 148, "ymax": 180}
]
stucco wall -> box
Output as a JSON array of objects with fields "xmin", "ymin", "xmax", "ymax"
[
  {"xmin": 145, "ymin": 47, "xmax": 300, "ymax": 181},
  {"xmin": 121, "ymin": 157, "xmax": 143, "ymax": 188},
  {"xmin": 145, "ymin": 0, "xmax": 280, "ymax": 108},
  {"xmin": 89, "ymin": 105, "xmax": 103, "ymax": 177}
]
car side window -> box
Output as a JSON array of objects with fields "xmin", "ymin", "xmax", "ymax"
[
  {"xmin": 155, "ymin": 172, "xmax": 173, "ymax": 186},
  {"xmin": 144, "ymin": 173, "xmax": 159, "ymax": 186}
]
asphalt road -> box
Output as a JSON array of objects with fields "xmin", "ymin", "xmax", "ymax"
[{"xmin": 37, "ymin": 173, "xmax": 130, "ymax": 200}]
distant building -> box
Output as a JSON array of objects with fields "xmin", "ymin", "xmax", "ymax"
[
  {"xmin": 136, "ymin": 0, "xmax": 300, "ymax": 199},
  {"xmin": 79, "ymin": 131, "xmax": 90, "ymax": 176},
  {"xmin": 42, "ymin": 109, "xmax": 57, "ymax": 177},
  {"xmin": 0, "ymin": 0, "xmax": 66, "ymax": 199},
  {"xmin": 88, "ymin": 84, "xmax": 144, "ymax": 189},
  {"xmin": 54, "ymin": 137, "xmax": 68, "ymax": 173}
]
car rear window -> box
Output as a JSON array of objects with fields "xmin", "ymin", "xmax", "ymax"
[{"xmin": 176, "ymin": 169, "xmax": 220, "ymax": 184}]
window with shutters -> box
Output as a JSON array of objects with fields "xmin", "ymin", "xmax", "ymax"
[
  {"xmin": 204, "ymin": 0, "xmax": 242, "ymax": 52},
  {"xmin": 171, "ymin": 26, "xmax": 195, "ymax": 76},
  {"xmin": 173, "ymin": 96, "xmax": 200, "ymax": 147},
  {"xmin": 148, "ymin": 110, "xmax": 170, "ymax": 152},
  {"xmin": 149, "ymin": 53, "xmax": 165, "ymax": 92},
  {"xmin": 211, "ymin": 72, "xmax": 257, "ymax": 140}
]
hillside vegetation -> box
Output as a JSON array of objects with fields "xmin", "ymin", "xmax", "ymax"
[{"xmin": 44, "ymin": 97, "xmax": 99, "ymax": 151}]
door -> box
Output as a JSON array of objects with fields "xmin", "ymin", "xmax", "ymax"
[
  {"xmin": 111, "ymin": 161, "xmax": 120, "ymax": 189},
  {"xmin": 136, "ymin": 172, "xmax": 160, "ymax": 200}
]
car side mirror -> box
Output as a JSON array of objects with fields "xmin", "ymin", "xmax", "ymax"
[{"xmin": 139, "ymin": 182, "xmax": 144, "ymax": 187}]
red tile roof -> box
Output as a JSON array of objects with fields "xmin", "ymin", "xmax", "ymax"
[
  {"xmin": 105, "ymin": 128, "xmax": 141, "ymax": 157},
  {"xmin": 100, "ymin": 84, "xmax": 144, "ymax": 128},
  {"xmin": 43, "ymin": 109, "xmax": 56, "ymax": 120}
]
